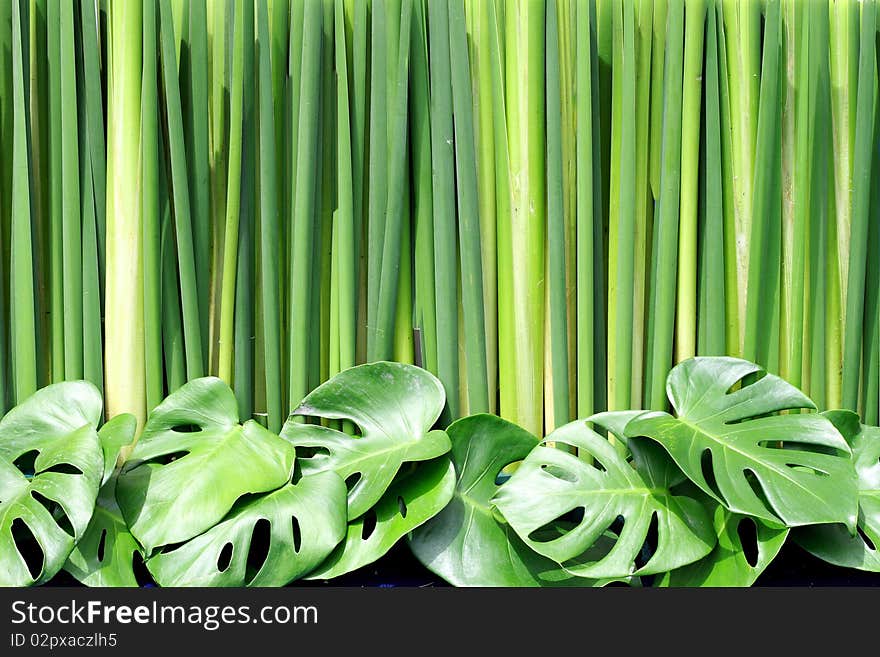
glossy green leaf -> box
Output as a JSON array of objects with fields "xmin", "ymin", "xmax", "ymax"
[
  {"xmin": 64, "ymin": 476, "xmax": 143, "ymax": 587},
  {"xmin": 410, "ymin": 414, "xmax": 600, "ymax": 586},
  {"xmin": 308, "ymin": 457, "xmax": 455, "ymax": 580},
  {"xmin": 117, "ymin": 377, "xmax": 296, "ymax": 554},
  {"xmin": 795, "ymin": 411, "xmax": 880, "ymax": 571},
  {"xmin": 0, "ymin": 383, "xmax": 104, "ymax": 585},
  {"xmin": 281, "ymin": 362, "xmax": 451, "ymax": 519},
  {"xmin": 657, "ymin": 485, "xmax": 789, "ymax": 587},
  {"xmin": 97, "ymin": 414, "xmax": 137, "ymax": 485},
  {"xmin": 626, "ymin": 357, "xmax": 857, "ymax": 529},
  {"xmin": 147, "ymin": 471, "xmax": 347, "ymax": 587},
  {"xmin": 493, "ymin": 419, "xmax": 715, "ymax": 579}
]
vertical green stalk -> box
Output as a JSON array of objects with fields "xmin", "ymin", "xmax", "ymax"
[
  {"xmin": 257, "ymin": 0, "xmax": 283, "ymax": 433},
  {"xmin": 472, "ymin": 0, "xmax": 497, "ymax": 413},
  {"xmin": 411, "ymin": 0, "xmax": 438, "ymax": 376},
  {"xmin": 742, "ymin": 0, "xmax": 783, "ymax": 369},
  {"xmin": 696, "ymin": 0, "xmax": 724, "ymax": 357},
  {"xmin": 366, "ymin": 0, "xmax": 388, "ymax": 360},
  {"xmin": 505, "ymin": 0, "xmax": 545, "ymax": 434},
  {"xmin": 288, "ymin": 0, "xmax": 322, "ymax": 411},
  {"xmin": 233, "ymin": 0, "xmax": 255, "ymax": 419},
  {"xmin": 608, "ymin": 0, "xmax": 635, "ymax": 411},
  {"xmin": 722, "ymin": 0, "xmax": 761, "ymax": 352},
  {"xmin": 47, "ymin": 0, "xmax": 62, "ymax": 381},
  {"xmin": 10, "ymin": 0, "xmax": 36, "ymax": 403},
  {"xmin": 448, "ymin": 0, "xmax": 488, "ymax": 414},
  {"xmin": 374, "ymin": 0, "xmax": 413, "ymax": 361},
  {"xmin": 80, "ymin": 0, "xmax": 107, "ymax": 297},
  {"xmin": 76, "ymin": 0, "xmax": 102, "ymax": 394},
  {"xmin": 546, "ymin": 0, "xmax": 569, "ymax": 428},
  {"xmin": 105, "ymin": 0, "xmax": 144, "ymax": 428},
  {"xmin": 187, "ymin": 0, "xmax": 211, "ymax": 365},
  {"xmin": 645, "ymin": 0, "xmax": 684, "ymax": 409},
  {"xmin": 59, "ymin": 0, "xmax": 82, "ymax": 381},
  {"xmin": 218, "ymin": 0, "xmax": 245, "ymax": 387},
  {"xmin": 841, "ymin": 0, "xmax": 876, "ymax": 411},
  {"xmin": 428, "ymin": 0, "xmax": 460, "ymax": 420},
  {"xmin": 675, "ymin": 0, "xmax": 705, "ymax": 363},
  {"xmin": 159, "ymin": 0, "xmax": 205, "ymax": 380},
  {"xmin": 142, "ymin": 0, "xmax": 163, "ymax": 410}
]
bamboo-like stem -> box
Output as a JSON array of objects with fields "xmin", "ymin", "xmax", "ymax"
[
  {"xmin": 675, "ymin": 0, "xmax": 706, "ymax": 363},
  {"xmin": 105, "ymin": 0, "xmax": 145, "ymax": 430},
  {"xmin": 428, "ymin": 0, "xmax": 460, "ymax": 420},
  {"xmin": 10, "ymin": 0, "xmax": 37, "ymax": 404},
  {"xmin": 142, "ymin": 0, "xmax": 163, "ymax": 412},
  {"xmin": 841, "ymin": 0, "xmax": 876, "ymax": 410},
  {"xmin": 645, "ymin": 0, "xmax": 684, "ymax": 409},
  {"xmin": 257, "ymin": 0, "xmax": 283, "ymax": 433},
  {"xmin": 288, "ymin": 0, "xmax": 322, "ymax": 411},
  {"xmin": 505, "ymin": 0, "xmax": 545, "ymax": 434}
]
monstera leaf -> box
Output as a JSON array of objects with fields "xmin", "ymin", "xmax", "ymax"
[
  {"xmin": 117, "ymin": 377, "xmax": 296, "ymax": 554},
  {"xmin": 64, "ymin": 477, "xmax": 143, "ymax": 587},
  {"xmin": 65, "ymin": 415, "xmax": 141, "ymax": 587},
  {"xmin": 0, "ymin": 382, "xmax": 104, "ymax": 586},
  {"xmin": 626, "ymin": 357, "xmax": 857, "ymax": 529},
  {"xmin": 493, "ymin": 419, "xmax": 715, "ymax": 579},
  {"xmin": 410, "ymin": 414, "xmax": 602, "ymax": 586},
  {"xmin": 97, "ymin": 414, "xmax": 138, "ymax": 485},
  {"xmin": 281, "ymin": 362, "xmax": 451, "ymax": 519},
  {"xmin": 795, "ymin": 411, "xmax": 880, "ymax": 571},
  {"xmin": 147, "ymin": 471, "xmax": 347, "ymax": 587},
  {"xmin": 308, "ymin": 457, "xmax": 455, "ymax": 580},
  {"xmin": 657, "ymin": 484, "xmax": 789, "ymax": 587}
]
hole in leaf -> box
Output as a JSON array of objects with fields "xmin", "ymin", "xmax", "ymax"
[
  {"xmin": 737, "ymin": 517, "xmax": 760, "ymax": 567},
  {"xmin": 784, "ymin": 463, "xmax": 829, "ymax": 477},
  {"xmin": 296, "ymin": 445, "xmax": 332, "ymax": 459},
  {"xmin": 700, "ymin": 449, "xmax": 724, "ymax": 501},
  {"xmin": 292, "ymin": 516, "xmax": 302, "ymax": 553},
  {"xmin": 217, "ymin": 543, "xmax": 234, "ymax": 573},
  {"xmin": 744, "ymin": 469, "xmax": 773, "ymax": 516},
  {"xmin": 527, "ymin": 507, "xmax": 587, "ymax": 543},
  {"xmin": 171, "ymin": 424, "xmax": 201, "ymax": 433},
  {"xmin": 97, "ymin": 529, "xmax": 108, "ymax": 562},
  {"xmin": 635, "ymin": 512, "xmax": 659, "ymax": 570},
  {"xmin": 132, "ymin": 551, "xmax": 153, "ymax": 587},
  {"xmin": 246, "ymin": 519, "xmax": 271, "ymax": 582},
  {"xmin": 42, "ymin": 462, "xmax": 84, "ymax": 476},
  {"xmin": 30, "ymin": 491, "xmax": 74, "ymax": 537},
  {"xmin": 858, "ymin": 525, "xmax": 876, "ymax": 551},
  {"xmin": 397, "ymin": 496, "xmax": 408, "ymax": 518},
  {"xmin": 12, "ymin": 518, "xmax": 44, "ymax": 580},
  {"xmin": 540, "ymin": 464, "xmax": 578, "ymax": 483},
  {"xmin": 361, "ymin": 509, "xmax": 378, "ymax": 540},
  {"xmin": 13, "ymin": 450, "xmax": 39, "ymax": 476},
  {"xmin": 345, "ymin": 472, "xmax": 362, "ymax": 493},
  {"xmin": 726, "ymin": 369, "xmax": 767, "ymax": 395}
]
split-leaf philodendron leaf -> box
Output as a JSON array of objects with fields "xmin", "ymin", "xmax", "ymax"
[
  {"xmin": 0, "ymin": 382, "xmax": 104, "ymax": 586},
  {"xmin": 65, "ymin": 415, "xmax": 141, "ymax": 587},
  {"xmin": 64, "ymin": 477, "xmax": 143, "ymax": 587},
  {"xmin": 493, "ymin": 419, "xmax": 716, "ymax": 579},
  {"xmin": 626, "ymin": 357, "xmax": 858, "ymax": 529},
  {"xmin": 795, "ymin": 411, "xmax": 880, "ymax": 571},
  {"xmin": 409, "ymin": 414, "xmax": 601, "ymax": 586},
  {"xmin": 657, "ymin": 484, "xmax": 789, "ymax": 587},
  {"xmin": 308, "ymin": 457, "xmax": 455, "ymax": 580},
  {"xmin": 97, "ymin": 413, "xmax": 138, "ymax": 485},
  {"xmin": 147, "ymin": 471, "xmax": 348, "ymax": 587},
  {"xmin": 116, "ymin": 377, "xmax": 296, "ymax": 554},
  {"xmin": 281, "ymin": 362, "xmax": 451, "ymax": 519}
]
